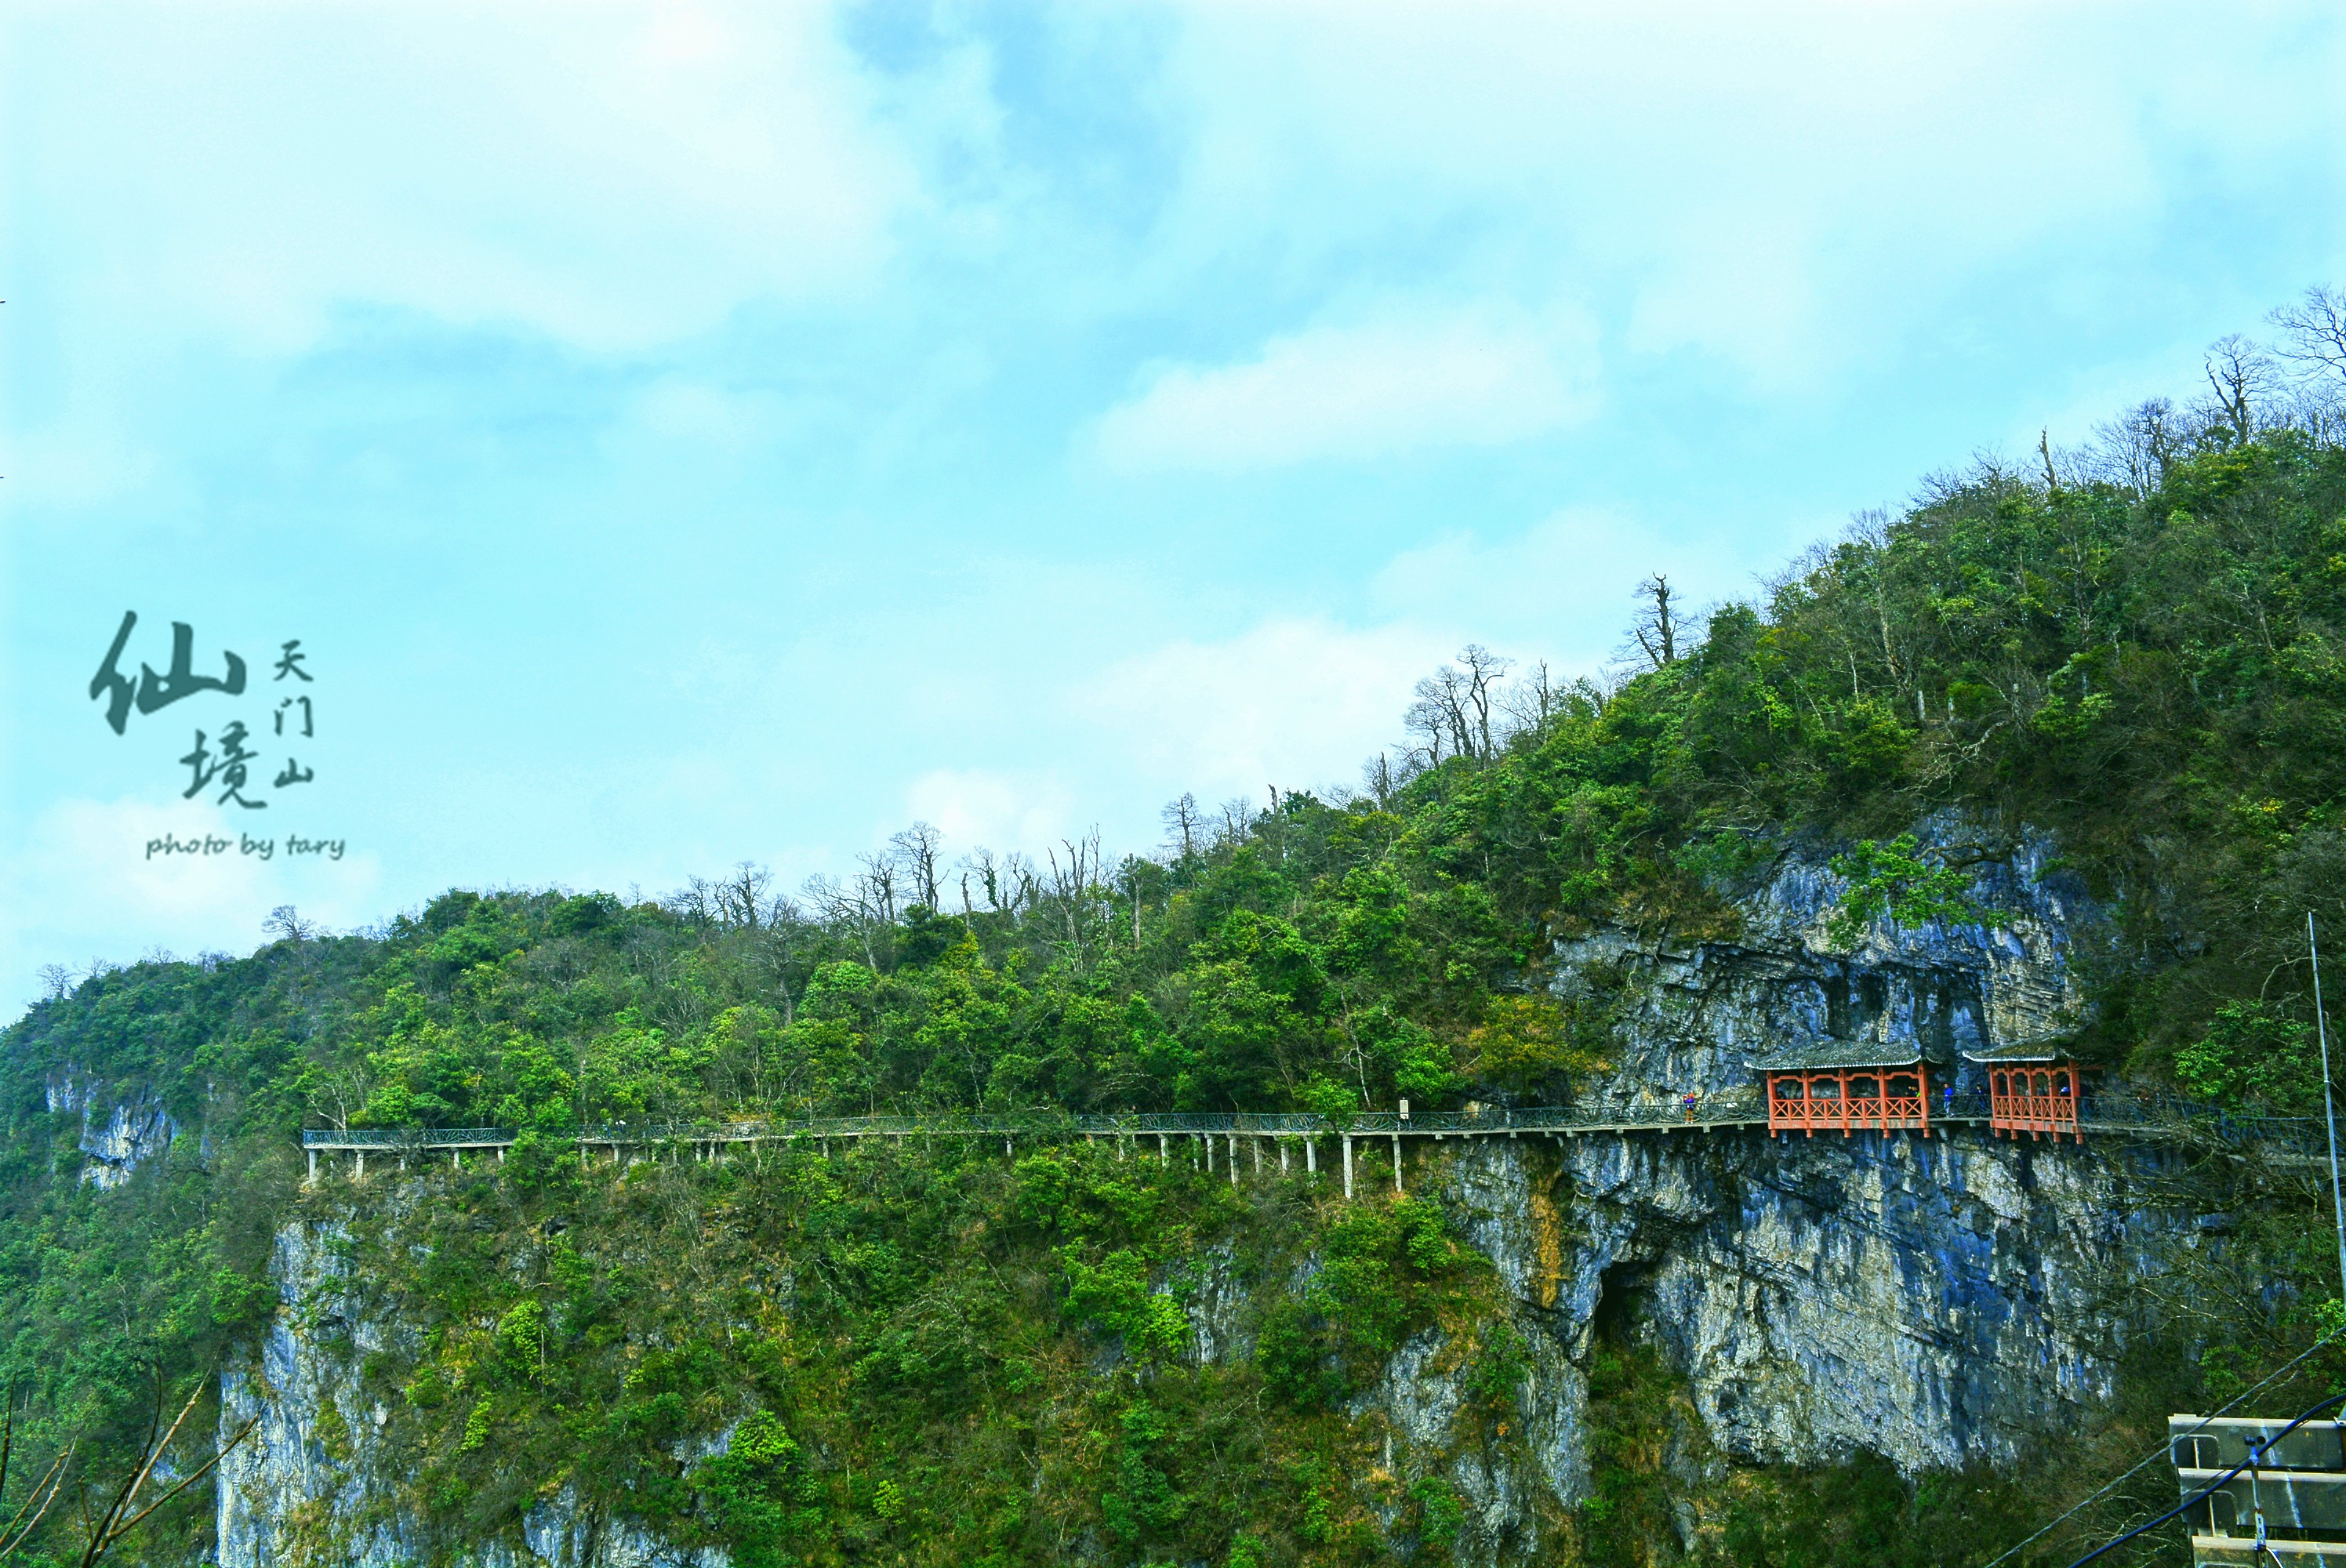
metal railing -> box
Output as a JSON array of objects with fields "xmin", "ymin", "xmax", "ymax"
[
  {"xmin": 300, "ymin": 1094, "xmax": 1815, "ymax": 1150},
  {"xmin": 302, "ymin": 1126, "xmax": 511, "ymax": 1149},
  {"xmin": 297, "ymin": 1089, "xmax": 2339, "ymax": 1154}
]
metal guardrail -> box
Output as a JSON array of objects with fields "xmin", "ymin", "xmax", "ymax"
[
  {"xmin": 296, "ymin": 1089, "xmax": 2339, "ymax": 1154},
  {"xmin": 300, "ymin": 1094, "xmax": 1837, "ymax": 1150},
  {"xmin": 2072, "ymin": 1094, "xmax": 2330, "ymax": 1152},
  {"xmin": 302, "ymin": 1126, "xmax": 512, "ymax": 1149}
]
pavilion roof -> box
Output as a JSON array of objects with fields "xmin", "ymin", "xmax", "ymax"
[
  {"xmin": 1959, "ymin": 1039, "xmax": 2077, "ymax": 1064},
  {"xmin": 1746, "ymin": 1039, "xmax": 1935, "ymax": 1073}
]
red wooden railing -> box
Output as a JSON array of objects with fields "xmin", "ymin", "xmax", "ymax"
[
  {"xmin": 1766, "ymin": 1068, "xmax": 1934, "ymax": 1137},
  {"xmin": 1988, "ymin": 1066, "xmax": 2082, "ymax": 1142},
  {"xmin": 1767, "ymin": 1065, "xmax": 2086, "ymax": 1141}
]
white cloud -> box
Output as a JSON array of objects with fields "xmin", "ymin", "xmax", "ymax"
[
  {"xmin": 1146, "ymin": 5, "xmax": 2346, "ymax": 389},
  {"xmin": 1089, "ymin": 305, "xmax": 1601, "ymax": 472},
  {"xmin": 1370, "ymin": 506, "xmax": 1783, "ymax": 670},
  {"xmin": 902, "ymin": 768, "xmax": 1078, "ymax": 859},
  {"xmin": 11, "ymin": 4, "xmax": 913, "ymax": 359},
  {"xmin": 0, "ymin": 795, "xmax": 385, "ymax": 1008},
  {"xmin": 1075, "ymin": 617, "xmax": 1454, "ymax": 801}
]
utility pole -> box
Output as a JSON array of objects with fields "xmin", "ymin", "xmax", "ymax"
[{"xmin": 2313, "ymin": 913, "xmax": 2346, "ymax": 1302}]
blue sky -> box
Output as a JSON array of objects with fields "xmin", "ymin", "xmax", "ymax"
[{"xmin": 5, "ymin": 2, "xmax": 2345, "ymax": 1013}]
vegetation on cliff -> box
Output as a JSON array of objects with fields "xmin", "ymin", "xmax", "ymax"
[{"xmin": 7, "ymin": 296, "xmax": 2346, "ymax": 1563}]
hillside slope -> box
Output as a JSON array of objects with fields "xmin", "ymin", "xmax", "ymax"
[{"xmin": 7, "ymin": 416, "xmax": 2346, "ymax": 1564}]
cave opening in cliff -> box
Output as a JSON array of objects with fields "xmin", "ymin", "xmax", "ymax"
[{"xmin": 1592, "ymin": 1258, "xmax": 1656, "ymax": 1351}]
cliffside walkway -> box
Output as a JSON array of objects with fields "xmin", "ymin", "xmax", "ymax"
[{"xmin": 300, "ymin": 1093, "xmax": 2323, "ymax": 1198}]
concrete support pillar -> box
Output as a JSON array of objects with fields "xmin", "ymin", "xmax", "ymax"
[
  {"xmin": 1118, "ymin": 1134, "xmax": 1128, "ymax": 1163},
  {"xmin": 1306, "ymin": 1138, "xmax": 1317, "ymax": 1175},
  {"xmin": 1004, "ymin": 1136, "xmax": 1014, "ymax": 1160},
  {"xmin": 498, "ymin": 1146, "xmax": 506, "ymax": 1164},
  {"xmin": 823, "ymin": 1138, "xmax": 831, "ymax": 1159},
  {"xmin": 1205, "ymin": 1134, "xmax": 1214, "ymax": 1174},
  {"xmin": 1279, "ymin": 1141, "xmax": 1289, "ymax": 1174},
  {"xmin": 1228, "ymin": 1134, "xmax": 1238, "ymax": 1184},
  {"xmin": 1251, "ymin": 1138, "xmax": 1262, "ymax": 1174},
  {"xmin": 354, "ymin": 1150, "xmax": 366, "ymax": 1182},
  {"xmin": 1342, "ymin": 1136, "xmax": 1353, "ymax": 1200},
  {"xmin": 452, "ymin": 1148, "xmax": 461, "ymax": 1168},
  {"xmin": 307, "ymin": 1149, "xmax": 318, "ymax": 1184},
  {"xmin": 1158, "ymin": 1133, "xmax": 1168, "ymax": 1163},
  {"xmin": 1391, "ymin": 1133, "xmax": 1403, "ymax": 1194}
]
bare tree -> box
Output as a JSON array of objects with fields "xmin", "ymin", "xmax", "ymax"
[
  {"xmin": 856, "ymin": 854, "xmax": 897, "ymax": 927},
  {"xmin": 1631, "ymin": 575, "xmax": 1679, "ymax": 669},
  {"xmin": 2036, "ymin": 428, "xmax": 2063, "ymax": 492},
  {"xmin": 263, "ymin": 906, "xmax": 321, "ymax": 944},
  {"xmin": 960, "ymin": 848, "xmax": 1003, "ymax": 914},
  {"xmin": 1406, "ymin": 664, "xmax": 1472, "ymax": 763},
  {"xmin": 756, "ymin": 896, "xmax": 807, "ymax": 1027},
  {"xmin": 1498, "ymin": 659, "xmax": 1564, "ymax": 735},
  {"xmin": 1042, "ymin": 831, "xmax": 1103, "ymax": 950},
  {"xmin": 798, "ymin": 873, "xmax": 847, "ymax": 918},
  {"xmin": 1160, "ymin": 793, "xmax": 1204, "ymax": 862},
  {"xmin": 1004, "ymin": 852, "xmax": 1038, "ymax": 919},
  {"xmin": 1214, "ymin": 798, "xmax": 1255, "ymax": 850},
  {"xmin": 802, "ymin": 873, "xmax": 882, "ymax": 968},
  {"xmin": 40, "ymin": 1373, "xmax": 257, "ymax": 1567},
  {"xmin": 1400, "ymin": 681, "xmax": 1450, "ymax": 771},
  {"xmin": 2271, "ymin": 285, "xmax": 2346, "ymax": 387},
  {"xmin": 662, "ymin": 877, "xmax": 721, "ymax": 928},
  {"xmin": 1457, "ymin": 644, "xmax": 1511, "ymax": 758},
  {"xmin": 2201, "ymin": 333, "xmax": 2276, "ymax": 444},
  {"xmin": 714, "ymin": 863, "xmax": 772, "ymax": 931},
  {"xmin": 0, "ymin": 1398, "xmax": 73, "ymax": 1559},
  {"xmin": 2088, "ymin": 397, "xmax": 2183, "ymax": 493},
  {"xmin": 34, "ymin": 965, "xmax": 72, "ymax": 1002},
  {"xmin": 888, "ymin": 822, "xmax": 943, "ymax": 910},
  {"xmin": 306, "ymin": 1064, "xmax": 372, "ymax": 1132},
  {"xmin": 959, "ymin": 847, "xmax": 1030, "ymax": 922},
  {"xmin": 1119, "ymin": 855, "xmax": 1146, "ymax": 945},
  {"xmin": 1361, "ymin": 753, "xmax": 1402, "ymax": 811}
]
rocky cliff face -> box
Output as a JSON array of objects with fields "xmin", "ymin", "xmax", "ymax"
[
  {"xmin": 1556, "ymin": 822, "xmax": 2097, "ymax": 1106},
  {"xmin": 1377, "ymin": 1116, "xmax": 2148, "ymax": 1560},
  {"xmin": 216, "ymin": 833, "xmax": 2164, "ymax": 1565},
  {"xmin": 46, "ymin": 1069, "xmax": 179, "ymax": 1188},
  {"xmin": 217, "ymin": 1210, "xmax": 735, "ymax": 1568},
  {"xmin": 1324, "ymin": 830, "xmax": 2150, "ymax": 1560}
]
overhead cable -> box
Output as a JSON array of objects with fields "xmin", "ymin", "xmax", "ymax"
[
  {"xmin": 1980, "ymin": 1323, "xmax": 2344, "ymax": 1568},
  {"xmin": 2060, "ymin": 1386, "xmax": 2346, "ymax": 1568}
]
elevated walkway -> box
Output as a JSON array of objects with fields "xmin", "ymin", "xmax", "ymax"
[{"xmin": 299, "ymin": 1091, "xmax": 2323, "ymax": 1196}]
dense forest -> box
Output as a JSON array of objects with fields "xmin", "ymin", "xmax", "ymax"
[{"xmin": 8, "ymin": 292, "xmax": 2346, "ymax": 1565}]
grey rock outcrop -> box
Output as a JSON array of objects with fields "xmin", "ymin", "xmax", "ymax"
[
  {"xmin": 1555, "ymin": 822, "xmax": 2096, "ymax": 1107},
  {"xmin": 47, "ymin": 1070, "xmax": 178, "ymax": 1188},
  {"xmin": 219, "ymin": 1220, "xmax": 729, "ymax": 1568},
  {"xmin": 1338, "ymin": 831, "xmax": 2147, "ymax": 1561},
  {"xmin": 1357, "ymin": 1112, "xmax": 2144, "ymax": 1562}
]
